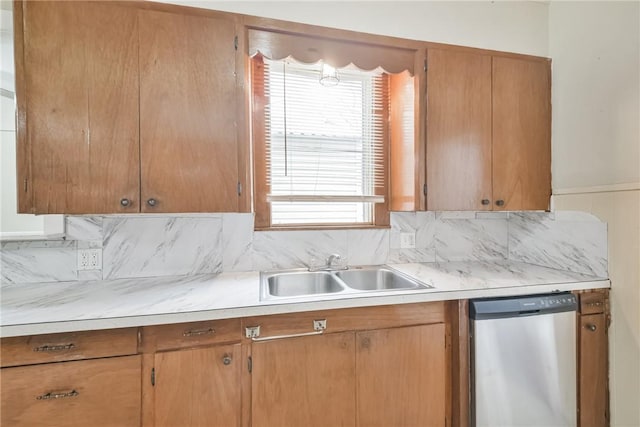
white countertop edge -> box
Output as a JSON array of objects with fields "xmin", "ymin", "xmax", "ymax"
[{"xmin": 0, "ymin": 278, "xmax": 610, "ymax": 338}]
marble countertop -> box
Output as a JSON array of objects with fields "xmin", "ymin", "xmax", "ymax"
[{"xmin": 0, "ymin": 260, "xmax": 609, "ymax": 337}]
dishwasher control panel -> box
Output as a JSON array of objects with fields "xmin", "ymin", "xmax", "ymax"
[{"xmin": 470, "ymin": 293, "xmax": 577, "ymax": 320}]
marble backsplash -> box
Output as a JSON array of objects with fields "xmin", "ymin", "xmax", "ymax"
[{"xmin": 0, "ymin": 211, "xmax": 608, "ymax": 284}]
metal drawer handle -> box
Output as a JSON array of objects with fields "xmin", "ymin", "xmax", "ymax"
[
  {"xmin": 37, "ymin": 390, "xmax": 79, "ymax": 400},
  {"xmin": 33, "ymin": 343, "xmax": 75, "ymax": 352},
  {"xmin": 183, "ymin": 328, "xmax": 215, "ymax": 337},
  {"xmin": 586, "ymin": 301, "xmax": 603, "ymax": 306},
  {"xmin": 246, "ymin": 320, "xmax": 327, "ymax": 342},
  {"xmin": 586, "ymin": 324, "xmax": 597, "ymax": 332}
]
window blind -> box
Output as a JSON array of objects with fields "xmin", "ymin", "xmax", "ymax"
[{"xmin": 260, "ymin": 58, "xmax": 388, "ymax": 225}]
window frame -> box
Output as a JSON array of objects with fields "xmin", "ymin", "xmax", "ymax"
[{"xmin": 251, "ymin": 54, "xmax": 391, "ymax": 230}]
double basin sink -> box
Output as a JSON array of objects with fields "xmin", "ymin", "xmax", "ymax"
[{"xmin": 261, "ymin": 265, "xmax": 432, "ymax": 300}]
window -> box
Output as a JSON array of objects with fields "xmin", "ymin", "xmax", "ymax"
[
  {"xmin": 253, "ymin": 56, "xmax": 388, "ymax": 227},
  {"xmin": 250, "ymin": 30, "xmax": 416, "ymax": 230}
]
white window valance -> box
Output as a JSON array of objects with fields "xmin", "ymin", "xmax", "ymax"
[{"xmin": 248, "ymin": 29, "xmax": 415, "ymax": 75}]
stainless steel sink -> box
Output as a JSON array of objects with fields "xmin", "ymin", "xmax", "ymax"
[
  {"xmin": 260, "ymin": 265, "xmax": 430, "ymax": 300},
  {"xmin": 335, "ymin": 266, "xmax": 429, "ymax": 291},
  {"xmin": 262, "ymin": 270, "xmax": 346, "ymax": 299}
]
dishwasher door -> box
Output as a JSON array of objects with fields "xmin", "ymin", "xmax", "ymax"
[{"xmin": 471, "ymin": 294, "xmax": 577, "ymax": 427}]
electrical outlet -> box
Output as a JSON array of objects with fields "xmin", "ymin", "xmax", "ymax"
[
  {"xmin": 77, "ymin": 249, "xmax": 102, "ymax": 271},
  {"xmin": 400, "ymin": 232, "xmax": 416, "ymax": 249}
]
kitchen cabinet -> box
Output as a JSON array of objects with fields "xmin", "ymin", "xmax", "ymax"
[
  {"xmin": 140, "ymin": 319, "xmax": 243, "ymax": 427},
  {"xmin": 251, "ymin": 332, "xmax": 356, "ymax": 427},
  {"xmin": 426, "ymin": 49, "xmax": 551, "ymax": 211},
  {"xmin": 138, "ymin": 9, "xmax": 240, "ymax": 213},
  {"xmin": 577, "ymin": 291, "xmax": 610, "ymax": 427},
  {"xmin": 16, "ymin": 1, "xmax": 140, "ymax": 214},
  {"xmin": 1, "ymin": 328, "xmax": 141, "ymax": 427},
  {"xmin": 245, "ymin": 302, "xmax": 448, "ymax": 427},
  {"xmin": 153, "ymin": 345, "xmax": 241, "ymax": 427},
  {"xmin": 15, "ymin": 1, "xmax": 244, "ymax": 214}
]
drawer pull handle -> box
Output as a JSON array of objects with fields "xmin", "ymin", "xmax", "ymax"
[
  {"xmin": 246, "ymin": 319, "xmax": 327, "ymax": 342},
  {"xmin": 33, "ymin": 344, "xmax": 75, "ymax": 352},
  {"xmin": 586, "ymin": 302, "xmax": 603, "ymax": 306},
  {"xmin": 586, "ymin": 324, "xmax": 597, "ymax": 332},
  {"xmin": 183, "ymin": 328, "xmax": 215, "ymax": 337},
  {"xmin": 37, "ymin": 390, "xmax": 79, "ymax": 400}
]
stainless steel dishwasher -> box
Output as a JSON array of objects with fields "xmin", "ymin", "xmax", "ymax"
[{"xmin": 470, "ymin": 293, "xmax": 578, "ymax": 427}]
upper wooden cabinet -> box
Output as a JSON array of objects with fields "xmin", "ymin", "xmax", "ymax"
[
  {"xmin": 15, "ymin": 2, "xmax": 244, "ymax": 214},
  {"xmin": 492, "ymin": 56, "xmax": 551, "ymax": 211},
  {"xmin": 17, "ymin": 1, "xmax": 140, "ymax": 214},
  {"xmin": 426, "ymin": 49, "xmax": 492, "ymax": 211},
  {"xmin": 138, "ymin": 10, "xmax": 239, "ymax": 213},
  {"xmin": 426, "ymin": 49, "xmax": 551, "ymax": 211}
]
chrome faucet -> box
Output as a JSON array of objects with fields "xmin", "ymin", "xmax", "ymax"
[{"xmin": 308, "ymin": 253, "xmax": 347, "ymax": 271}]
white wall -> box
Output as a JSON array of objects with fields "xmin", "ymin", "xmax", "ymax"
[
  {"xmin": 160, "ymin": 1, "xmax": 549, "ymax": 56},
  {"xmin": 549, "ymin": 2, "xmax": 640, "ymax": 426}
]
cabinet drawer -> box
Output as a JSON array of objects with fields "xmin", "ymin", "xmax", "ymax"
[
  {"xmin": 141, "ymin": 318, "xmax": 241, "ymax": 352},
  {"xmin": 580, "ymin": 292, "xmax": 606, "ymax": 315},
  {"xmin": 1, "ymin": 328, "xmax": 138, "ymax": 367},
  {"xmin": 242, "ymin": 302, "xmax": 445, "ymax": 340},
  {"xmin": 1, "ymin": 355, "xmax": 142, "ymax": 427}
]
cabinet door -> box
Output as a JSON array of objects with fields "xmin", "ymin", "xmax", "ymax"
[
  {"xmin": 21, "ymin": 1, "xmax": 140, "ymax": 214},
  {"xmin": 579, "ymin": 313, "xmax": 608, "ymax": 427},
  {"xmin": 154, "ymin": 344, "xmax": 241, "ymax": 427},
  {"xmin": 139, "ymin": 10, "xmax": 239, "ymax": 213},
  {"xmin": 1, "ymin": 355, "xmax": 141, "ymax": 427},
  {"xmin": 492, "ymin": 56, "xmax": 551, "ymax": 211},
  {"xmin": 356, "ymin": 324, "xmax": 446, "ymax": 427},
  {"xmin": 251, "ymin": 332, "xmax": 356, "ymax": 427},
  {"xmin": 426, "ymin": 49, "xmax": 492, "ymax": 211}
]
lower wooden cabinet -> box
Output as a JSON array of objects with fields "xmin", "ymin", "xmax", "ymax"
[
  {"xmin": 1, "ymin": 355, "xmax": 142, "ymax": 427},
  {"xmin": 578, "ymin": 290, "xmax": 610, "ymax": 427},
  {"xmin": 251, "ymin": 332, "xmax": 356, "ymax": 427},
  {"xmin": 247, "ymin": 304, "xmax": 448, "ymax": 427},
  {"xmin": 153, "ymin": 344, "xmax": 242, "ymax": 427},
  {"xmin": 356, "ymin": 324, "xmax": 446, "ymax": 427}
]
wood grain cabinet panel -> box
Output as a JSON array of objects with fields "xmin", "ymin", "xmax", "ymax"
[
  {"xmin": 153, "ymin": 344, "xmax": 241, "ymax": 427},
  {"xmin": 425, "ymin": 50, "xmax": 551, "ymax": 211},
  {"xmin": 579, "ymin": 312, "xmax": 609, "ymax": 427},
  {"xmin": 426, "ymin": 49, "xmax": 492, "ymax": 211},
  {"xmin": 356, "ymin": 324, "xmax": 446, "ymax": 427},
  {"xmin": 251, "ymin": 332, "xmax": 357, "ymax": 427},
  {"xmin": 139, "ymin": 10, "xmax": 239, "ymax": 213},
  {"xmin": 1, "ymin": 355, "xmax": 142, "ymax": 427},
  {"xmin": 19, "ymin": 1, "xmax": 140, "ymax": 214},
  {"xmin": 492, "ymin": 56, "xmax": 551, "ymax": 211}
]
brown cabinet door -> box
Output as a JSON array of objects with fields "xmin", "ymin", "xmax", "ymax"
[
  {"xmin": 251, "ymin": 332, "xmax": 356, "ymax": 427},
  {"xmin": 1, "ymin": 355, "xmax": 141, "ymax": 427},
  {"xmin": 579, "ymin": 313, "xmax": 608, "ymax": 427},
  {"xmin": 426, "ymin": 49, "xmax": 492, "ymax": 211},
  {"xmin": 492, "ymin": 56, "xmax": 551, "ymax": 211},
  {"xmin": 356, "ymin": 324, "xmax": 446, "ymax": 427},
  {"xmin": 154, "ymin": 344, "xmax": 241, "ymax": 427},
  {"xmin": 139, "ymin": 10, "xmax": 239, "ymax": 213},
  {"xmin": 21, "ymin": 1, "xmax": 140, "ymax": 214}
]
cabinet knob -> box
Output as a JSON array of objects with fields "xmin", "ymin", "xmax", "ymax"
[
  {"xmin": 586, "ymin": 324, "xmax": 597, "ymax": 332},
  {"xmin": 120, "ymin": 198, "xmax": 131, "ymax": 207},
  {"xmin": 147, "ymin": 198, "xmax": 157, "ymax": 207},
  {"xmin": 222, "ymin": 355, "xmax": 232, "ymax": 365},
  {"xmin": 481, "ymin": 199, "xmax": 490, "ymax": 205},
  {"xmin": 495, "ymin": 199, "xmax": 505, "ymax": 207}
]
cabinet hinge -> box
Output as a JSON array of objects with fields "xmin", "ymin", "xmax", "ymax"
[
  {"xmin": 234, "ymin": 35, "xmax": 238, "ymax": 51},
  {"xmin": 23, "ymin": 178, "xmax": 28, "ymax": 193},
  {"xmin": 237, "ymin": 182, "xmax": 242, "ymax": 196},
  {"xmin": 151, "ymin": 368, "xmax": 155, "ymax": 386},
  {"xmin": 247, "ymin": 356, "xmax": 252, "ymax": 373},
  {"xmin": 423, "ymin": 184, "xmax": 428, "ymax": 196},
  {"xmin": 424, "ymin": 58, "xmax": 428, "ymax": 72}
]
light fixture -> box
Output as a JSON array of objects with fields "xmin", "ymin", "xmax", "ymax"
[{"xmin": 319, "ymin": 63, "xmax": 339, "ymax": 86}]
